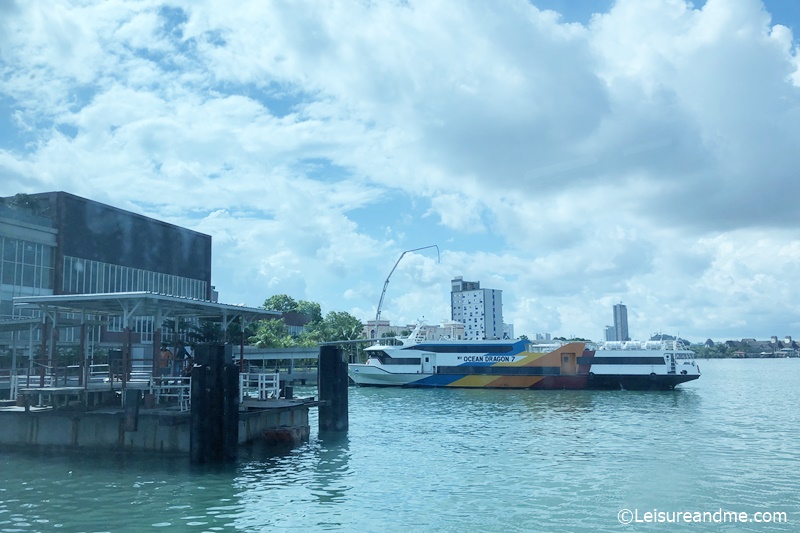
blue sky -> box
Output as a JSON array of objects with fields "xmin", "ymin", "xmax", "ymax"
[{"xmin": 1, "ymin": 0, "xmax": 799, "ymax": 342}]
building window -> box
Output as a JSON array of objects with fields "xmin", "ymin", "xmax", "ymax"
[{"xmin": 62, "ymin": 255, "xmax": 206, "ymax": 299}]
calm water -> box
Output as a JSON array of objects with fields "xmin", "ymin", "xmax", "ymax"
[{"xmin": 1, "ymin": 359, "xmax": 798, "ymax": 532}]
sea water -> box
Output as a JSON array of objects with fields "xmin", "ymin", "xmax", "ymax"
[{"xmin": 0, "ymin": 359, "xmax": 797, "ymax": 532}]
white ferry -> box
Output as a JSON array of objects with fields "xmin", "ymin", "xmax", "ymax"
[{"xmin": 348, "ymin": 326, "xmax": 700, "ymax": 390}]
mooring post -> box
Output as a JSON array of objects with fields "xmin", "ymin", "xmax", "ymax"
[
  {"xmin": 123, "ymin": 389, "xmax": 141, "ymax": 432},
  {"xmin": 318, "ymin": 345, "xmax": 348, "ymax": 434},
  {"xmin": 190, "ymin": 344, "xmax": 239, "ymax": 464}
]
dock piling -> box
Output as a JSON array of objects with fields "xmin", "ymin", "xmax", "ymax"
[
  {"xmin": 318, "ymin": 345, "xmax": 348, "ymax": 434},
  {"xmin": 190, "ymin": 344, "xmax": 239, "ymax": 464}
]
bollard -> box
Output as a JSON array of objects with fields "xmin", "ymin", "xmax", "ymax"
[{"xmin": 318, "ymin": 345, "xmax": 348, "ymax": 434}]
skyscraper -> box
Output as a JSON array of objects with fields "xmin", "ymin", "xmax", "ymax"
[{"xmin": 613, "ymin": 303, "xmax": 630, "ymax": 342}]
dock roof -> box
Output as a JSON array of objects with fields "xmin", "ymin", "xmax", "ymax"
[{"xmin": 13, "ymin": 291, "xmax": 279, "ymax": 325}]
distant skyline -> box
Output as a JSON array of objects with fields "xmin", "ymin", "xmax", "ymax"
[{"xmin": 1, "ymin": 0, "xmax": 799, "ymax": 342}]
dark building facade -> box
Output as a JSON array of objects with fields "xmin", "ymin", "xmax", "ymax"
[
  {"xmin": 35, "ymin": 192, "xmax": 212, "ymax": 301},
  {"xmin": 1, "ymin": 192, "xmax": 212, "ymax": 346}
]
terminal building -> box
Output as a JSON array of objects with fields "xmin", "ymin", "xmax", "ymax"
[{"xmin": 0, "ymin": 191, "xmax": 214, "ymax": 350}]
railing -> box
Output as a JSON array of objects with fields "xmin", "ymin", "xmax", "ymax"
[
  {"xmin": 150, "ymin": 376, "xmax": 191, "ymax": 411},
  {"xmin": 240, "ymin": 372, "xmax": 280, "ymax": 402}
]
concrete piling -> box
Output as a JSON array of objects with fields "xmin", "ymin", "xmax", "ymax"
[
  {"xmin": 318, "ymin": 345, "xmax": 348, "ymax": 434},
  {"xmin": 190, "ymin": 344, "xmax": 239, "ymax": 464},
  {"xmin": 123, "ymin": 389, "xmax": 141, "ymax": 432}
]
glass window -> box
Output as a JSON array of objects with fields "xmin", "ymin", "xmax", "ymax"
[
  {"xmin": 2, "ymin": 239, "xmax": 17, "ymax": 261},
  {"xmin": 63, "ymin": 258, "xmax": 72, "ymax": 291},
  {"xmin": 21, "ymin": 264, "xmax": 35, "ymax": 287},
  {"xmin": 41, "ymin": 247, "xmax": 52, "ymax": 268},
  {"xmin": 2, "ymin": 261, "xmax": 14, "ymax": 285},
  {"xmin": 42, "ymin": 267, "xmax": 53, "ymax": 290},
  {"xmin": 89, "ymin": 261, "xmax": 97, "ymax": 293},
  {"xmin": 22, "ymin": 243, "xmax": 36, "ymax": 265}
]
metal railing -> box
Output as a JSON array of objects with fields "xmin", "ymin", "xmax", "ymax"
[
  {"xmin": 150, "ymin": 376, "xmax": 191, "ymax": 411},
  {"xmin": 240, "ymin": 371, "xmax": 280, "ymax": 402}
]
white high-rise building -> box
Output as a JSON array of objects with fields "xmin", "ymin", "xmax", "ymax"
[{"xmin": 451, "ymin": 276, "xmax": 504, "ymax": 340}]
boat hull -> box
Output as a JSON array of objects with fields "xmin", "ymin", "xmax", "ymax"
[{"xmin": 348, "ymin": 366, "xmax": 699, "ymax": 390}]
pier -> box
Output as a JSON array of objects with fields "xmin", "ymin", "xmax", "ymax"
[{"xmin": 0, "ymin": 293, "xmax": 350, "ymax": 461}]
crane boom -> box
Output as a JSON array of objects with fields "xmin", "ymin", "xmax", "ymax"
[{"xmin": 375, "ymin": 245, "xmax": 439, "ymax": 324}]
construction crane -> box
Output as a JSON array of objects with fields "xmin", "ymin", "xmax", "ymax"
[{"xmin": 375, "ymin": 245, "xmax": 440, "ymax": 324}]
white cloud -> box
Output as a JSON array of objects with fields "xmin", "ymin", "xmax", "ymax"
[{"xmin": 1, "ymin": 0, "xmax": 799, "ymax": 341}]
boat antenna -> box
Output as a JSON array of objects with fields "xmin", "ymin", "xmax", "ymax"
[{"xmin": 374, "ymin": 245, "xmax": 440, "ymax": 330}]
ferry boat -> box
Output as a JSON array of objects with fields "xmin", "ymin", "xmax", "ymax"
[{"xmin": 348, "ymin": 326, "xmax": 700, "ymax": 390}]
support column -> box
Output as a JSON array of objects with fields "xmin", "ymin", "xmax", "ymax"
[
  {"xmin": 151, "ymin": 308, "xmax": 162, "ymax": 378},
  {"xmin": 239, "ymin": 319, "xmax": 245, "ymax": 372},
  {"xmin": 318, "ymin": 345, "xmax": 349, "ymax": 434},
  {"xmin": 38, "ymin": 317, "xmax": 48, "ymax": 387},
  {"xmin": 122, "ymin": 326, "xmax": 131, "ymax": 390},
  {"xmin": 79, "ymin": 311, "xmax": 86, "ymax": 388},
  {"xmin": 11, "ymin": 329, "xmax": 18, "ymax": 385}
]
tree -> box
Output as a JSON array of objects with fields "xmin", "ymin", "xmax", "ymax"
[
  {"xmin": 8, "ymin": 193, "xmax": 42, "ymax": 213},
  {"xmin": 250, "ymin": 318, "xmax": 293, "ymax": 348},
  {"xmin": 263, "ymin": 294, "xmax": 298, "ymax": 313},
  {"xmin": 320, "ymin": 311, "xmax": 363, "ymax": 342},
  {"xmin": 297, "ymin": 300, "xmax": 323, "ymax": 324},
  {"xmin": 188, "ymin": 319, "xmax": 225, "ymax": 344}
]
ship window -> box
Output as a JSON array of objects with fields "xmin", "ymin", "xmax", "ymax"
[
  {"xmin": 384, "ymin": 357, "xmax": 421, "ymax": 365},
  {"xmin": 563, "ymin": 356, "xmax": 569, "ymax": 362}
]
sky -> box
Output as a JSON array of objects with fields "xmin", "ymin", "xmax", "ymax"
[{"xmin": 1, "ymin": 0, "xmax": 799, "ymax": 343}]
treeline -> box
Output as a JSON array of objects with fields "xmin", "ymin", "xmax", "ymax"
[{"xmin": 248, "ymin": 294, "xmax": 363, "ymax": 348}]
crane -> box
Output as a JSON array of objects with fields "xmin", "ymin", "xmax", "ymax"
[{"xmin": 375, "ymin": 245, "xmax": 440, "ymax": 326}]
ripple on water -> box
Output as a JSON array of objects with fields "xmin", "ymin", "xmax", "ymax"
[{"xmin": 0, "ymin": 360, "xmax": 797, "ymax": 532}]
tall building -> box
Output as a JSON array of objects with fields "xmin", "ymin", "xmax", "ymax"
[
  {"xmin": 450, "ymin": 276, "xmax": 503, "ymax": 340},
  {"xmin": 613, "ymin": 302, "xmax": 630, "ymax": 342},
  {"xmin": 604, "ymin": 325, "xmax": 615, "ymax": 342},
  {"xmin": 1, "ymin": 191, "xmax": 212, "ymax": 345}
]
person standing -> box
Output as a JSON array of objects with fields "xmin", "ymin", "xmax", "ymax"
[
  {"xmin": 159, "ymin": 345, "xmax": 172, "ymax": 377},
  {"xmin": 175, "ymin": 341, "xmax": 188, "ymax": 376}
]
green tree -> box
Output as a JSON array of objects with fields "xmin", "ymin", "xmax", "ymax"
[
  {"xmin": 263, "ymin": 294, "xmax": 298, "ymax": 313},
  {"xmin": 320, "ymin": 311, "xmax": 363, "ymax": 342},
  {"xmin": 8, "ymin": 193, "xmax": 42, "ymax": 213},
  {"xmin": 250, "ymin": 318, "xmax": 293, "ymax": 348},
  {"xmin": 189, "ymin": 319, "xmax": 225, "ymax": 344},
  {"xmin": 297, "ymin": 300, "xmax": 323, "ymax": 324}
]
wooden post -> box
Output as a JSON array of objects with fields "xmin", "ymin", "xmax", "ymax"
[{"xmin": 318, "ymin": 345, "xmax": 348, "ymax": 434}]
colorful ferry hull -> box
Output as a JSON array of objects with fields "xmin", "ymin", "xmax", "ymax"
[{"xmin": 348, "ymin": 339, "xmax": 701, "ymax": 391}]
